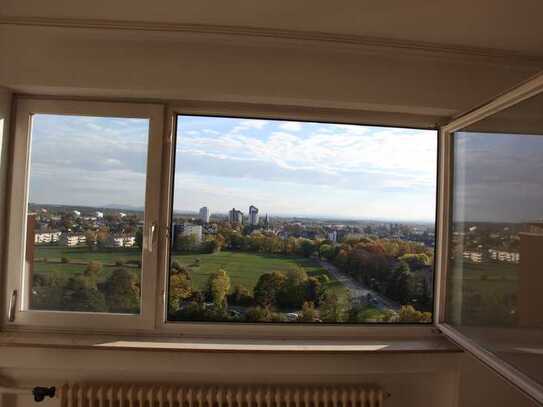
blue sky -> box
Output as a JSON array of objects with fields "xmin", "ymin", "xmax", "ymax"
[
  {"xmin": 28, "ymin": 114, "xmax": 438, "ymax": 221},
  {"xmin": 175, "ymin": 116, "xmax": 437, "ymax": 221}
]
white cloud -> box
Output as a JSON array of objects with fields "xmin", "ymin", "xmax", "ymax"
[{"xmin": 278, "ymin": 121, "xmax": 302, "ymax": 132}]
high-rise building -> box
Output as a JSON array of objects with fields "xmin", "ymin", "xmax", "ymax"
[
  {"xmin": 199, "ymin": 206, "xmax": 210, "ymax": 223},
  {"xmin": 248, "ymin": 205, "xmax": 259, "ymax": 226},
  {"xmin": 228, "ymin": 208, "xmax": 243, "ymax": 224}
]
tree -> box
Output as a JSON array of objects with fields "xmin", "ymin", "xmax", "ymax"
[
  {"xmin": 319, "ymin": 244, "xmax": 336, "ymax": 260},
  {"xmin": 278, "ymin": 268, "xmax": 308, "ymax": 309},
  {"xmin": 84, "ymin": 261, "xmax": 103, "ymax": 287},
  {"xmin": 175, "ymin": 235, "xmax": 197, "ymax": 252},
  {"xmin": 228, "ymin": 284, "xmax": 253, "ymax": 307},
  {"xmin": 103, "ymin": 268, "xmax": 140, "ymax": 313},
  {"xmin": 320, "ymin": 293, "xmax": 351, "ymax": 323},
  {"xmin": 245, "ymin": 306, "xmax": 282, "ymax": 322},
  {"xmin": 206, "ymin": 269, "xmax": 231, "ymax": 307},
  {"xmin": 135, "ymin": 228, "xmax": 143, "ymax": 249},
  {"xmin": 305, "ymin": 277, "xmax": 322, "ymax": 305},
  {"xmin": 300, "ymin": 301, "xmax": 317, "ymax": 322},
  {"xmin": 61, "ymin": 275, "xmax": 107, "ymax": 312},
  {"xmin": 398, "ymin": 305, "xmax": 432, "ymax": 323},
  {"xmin": 253, "ymin": 271, "xmax": 286, "ymax": 307},
  {"xmin": 96, "ymin": 227, "xmax": 110, "ymax": 249},
  {"xmin": 297, "ymin": 239, "xmax": 316, "ymax": 257},
  {"xmin": 169, "ymin": 272, "xmax": 192, "ymax": 312},
  {"xmin": 85, "ymin": 230, "xmax": 97, "ymax": 250}
]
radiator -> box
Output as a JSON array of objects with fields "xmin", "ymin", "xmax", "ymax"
[{"xmin": 59, "ymin": 384, "xmax": 387, "ymax": 407}]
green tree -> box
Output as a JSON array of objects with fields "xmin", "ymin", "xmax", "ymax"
[
  {"xmin": 175, "ymin": 235, "xmax": 197, "ymax": 252},
  {"xmin": 319, "ymin": 244, "xmax": 336, "ymax": 260},
  {"xmin": 61, "ymin": 275, "xmax": 107, "ymax": 312},
  {"xmin": 103, "ymin": 268, "xmax": 140, "ymax": 313},
  {"xmin": 253, "ymin": 271, "xmax": 286, "ymax": 307},
  {"xmin": 297, "ymin": 239, "xmax": 316, "ymax": 257},
  {"xmin": 278, "ymin": 268, "xmax": 308, "ymax": 309},
  {"xmin": 135, "ymin": 228, "xmax": 143, "ymax": 249},
  {"xmin": 228, "ymin": 284, "xmax": 253, "ymax": 307},
  {"xmin": 206, "ymin": 269, "xmax": 231, "ymax": 307},
  {"xmin": 320, "ymin": 293, "xmax": 351, "ymax": 323}
]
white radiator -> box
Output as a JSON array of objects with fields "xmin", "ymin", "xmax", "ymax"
[{"xmin": 59, "ymin": 384, "xmax": 387, "ymax": 407}]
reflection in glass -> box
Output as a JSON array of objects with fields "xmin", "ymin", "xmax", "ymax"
[
  {"xmin": 447, "ymin": 91, "xmax": 543, "ymax": 385},
  {"xmin": 27, "ymin": 114, "xmax": 149, "ymax": 313}
]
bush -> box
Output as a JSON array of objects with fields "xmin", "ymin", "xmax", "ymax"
[{"xmin": 61, "ymin": 257, "xmax": 70, "ymax": 264}]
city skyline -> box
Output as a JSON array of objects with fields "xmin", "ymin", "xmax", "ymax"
[{"xmin": 174, "ymin": 116, "xmax": 438, "ymax": 222}]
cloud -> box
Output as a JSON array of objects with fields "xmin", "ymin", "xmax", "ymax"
[{"xmin": 278, "ymin": 121, "xmax": 302, "ymax": 132}]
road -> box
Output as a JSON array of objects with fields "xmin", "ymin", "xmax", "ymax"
[{"xmin": 319, "ymin": 259, "xmax": 400, "ymax": 311}]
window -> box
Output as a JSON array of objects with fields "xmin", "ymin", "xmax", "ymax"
[
  {"xmin": 167, "ymin": 115, "xmax": 437, "ymax": 323},
  {"xmin": 5, "ymin": 99, "xmax": 163, "ymax": 329},
  {"xmin": 444, "ymin": 89, "xmax": 543, "ymax": 388}
]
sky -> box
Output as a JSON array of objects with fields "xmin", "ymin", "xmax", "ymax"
[
  {"xmin": 454, "ymin": 132, "xmax": 543, "ymax": 223},
  {"xmin": 28, "ymin": 114, "xmax": 439, "ymax": 222},
  {"xmin": 174, "ymin": 116, "xmax": 437, "ymax": 221}
]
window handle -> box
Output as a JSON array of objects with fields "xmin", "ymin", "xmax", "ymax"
[{"xmin": 8, "ymin": 289, "xmax": 17, "ymax": 322}]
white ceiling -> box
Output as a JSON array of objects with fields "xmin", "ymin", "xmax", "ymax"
[{"xmin": 2, "ymin": 0, "xmax": 543, "ymax": 56}]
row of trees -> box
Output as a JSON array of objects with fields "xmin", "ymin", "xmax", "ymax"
[
  {"xmin": 32, "ymin": 261, "xmax": 140, "ymax": 313},
  {"xmin": 168, "ymin": 264, "xmax": 431, "ymax": 323}
]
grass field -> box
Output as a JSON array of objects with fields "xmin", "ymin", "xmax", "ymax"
[
  {"xmin": 171, "ymin": 251, "xmax": 346, "ymax": 296},
  {"xmin": 33, "ymin": 246, "xmax": 347, "ymax": 297}
]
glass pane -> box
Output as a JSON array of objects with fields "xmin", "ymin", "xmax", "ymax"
[
  {"xmin": 446, "ymin": 91, "xmax": 543, "ymax": 385},
  {"xmin": 27, "ymin": 114, "xmax": 149, "ymax": 313},
  {"xmin": 168, "ymin": 115, "xmax": 437, "ymax": 323}
]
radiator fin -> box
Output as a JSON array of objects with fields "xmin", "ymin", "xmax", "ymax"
[{"xmin": 59, "ymin": 384, "xmax": 386, "ymax": 407}]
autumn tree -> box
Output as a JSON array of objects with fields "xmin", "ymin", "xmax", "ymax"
[{"xmin": 206, "ymin": 269, "xmax": 231, "ymax": 307}]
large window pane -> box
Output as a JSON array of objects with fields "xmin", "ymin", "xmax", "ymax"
[
  {"xmin": 168, "ymin": 115, "xmax": 437, "ymax": 323},
  {"xmin": 27, "ymin": 114, "xmax": 149, "ymax": 314},
  {"xmin": 446, "ymin": 91, "xmax": 543, "ymax": 385}
]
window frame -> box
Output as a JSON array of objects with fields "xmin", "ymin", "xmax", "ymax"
[
  {"xmin": 3, "ymin": 97, "xmax": 165, "ymax": 331},
  {"xmin": 435, "ymin": 72, "xmax": 543, "ymax": 404},
  {"xmin": 153, "ymin": 105, "xmax": 441, "ymax": 337}
]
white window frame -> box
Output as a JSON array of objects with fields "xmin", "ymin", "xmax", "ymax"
[
  {"xmin": 3, "ymin": 98, "xmax": 165, "ymax": 331},
  {"xmin": 435, "ymin": 72, "xmax": 543, "ymax": 404},
  {"xmin": 153, "ymin": 105, "xmax": 441, "ymax": 338}
]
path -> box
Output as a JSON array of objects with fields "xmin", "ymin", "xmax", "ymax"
[{"xmin": 319, "ymin": 259, "xmax": 400, "ymax": 311}]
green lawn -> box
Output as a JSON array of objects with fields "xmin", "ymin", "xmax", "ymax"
[
  {"xmin": 171, "ymin": 251, "xmax": 344, "ymax": 295},
  {"xmin": 33, "ymin": 246, "xmax": 142, "ymax": 281},
  {"xmin": 33, "ymin": 246, "xmax": 348, "ymax": 298}
]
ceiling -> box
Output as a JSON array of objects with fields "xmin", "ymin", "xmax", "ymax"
[{"xmin": 1, "ymin": 0, "xmax": 543, "ymax": 57}]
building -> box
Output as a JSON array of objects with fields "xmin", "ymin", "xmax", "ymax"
[
  {"xmin": 173, "ymin": 223, "xmax": 203, "ymax": 243},
  {"xmin": 199, "ymin": 206, "xmax": 210, "ymax": 223},
  {"xmin": 59, "ymin": 233, "xmax": 87, "ymax": 247},
  {"xmin": 106, "ymin": 234, "xmax": 136, "ymax": 248},
  {"xmin": 248, "ymin": 205, "xmax": 259, "ymax": 226},
  {"xmin": 34, "ymin": 231, "xmax": 62, "ymax": 244},
  {"xmin": 327, "ymin": 230, "xmax": 338, "ymax": 242},
  {"xmin": 228, "ymin": 208, "xmax": 243, "ymax": 225},
  {"xmin": 488, "ymin": 249, "xmax": 520, "ymax": 263}
]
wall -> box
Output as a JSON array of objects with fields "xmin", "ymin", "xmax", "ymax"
[
  {"xmin": 458, "ymin": 353, "xmax": 539, "ymax": 407},
  {"xmin": 0, "ymin": 24, "xmax": 541, "ymax": 128}
]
